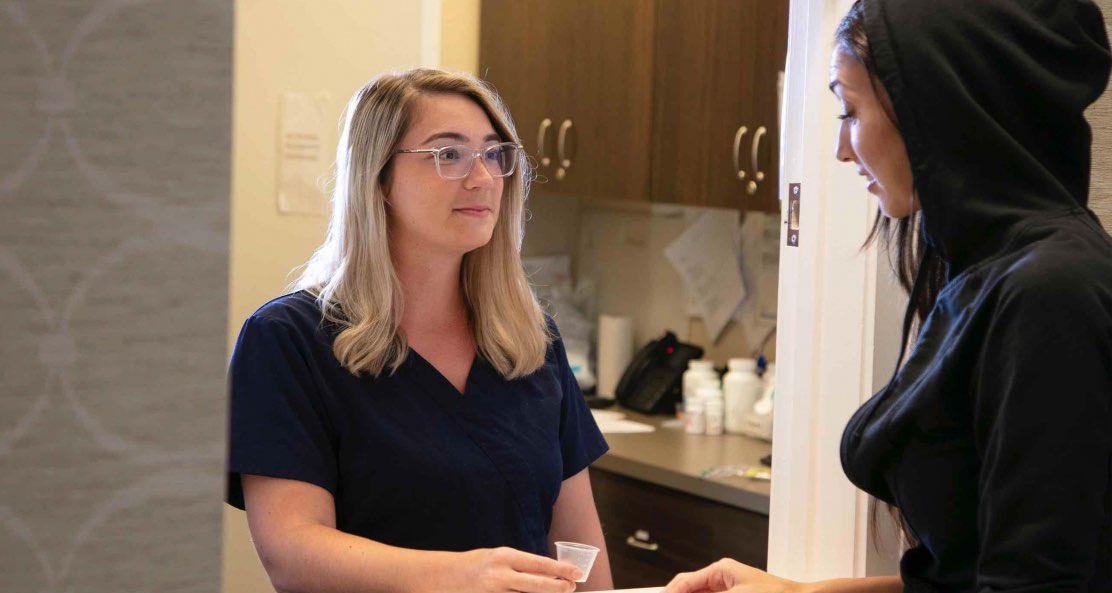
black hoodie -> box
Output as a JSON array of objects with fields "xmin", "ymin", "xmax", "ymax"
[{"xmin": 840, "ymin": 1, "xmax": 1112, "ymax": 591}]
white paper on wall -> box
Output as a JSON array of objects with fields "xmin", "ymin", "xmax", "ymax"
[
  {"xmin": 278, "ymin": 91, "xmax": 330, "ymax": 216},
  {"xmin": 665, "ymin": 210, "xmax": 746, "ymax": 343},
  {"xmin": 738, "ymin": 211, "xmax": 781, "ymax": 345},
  {"xmin": 681, "ymin": 210, "xmax": 780, "ymax": 348}
]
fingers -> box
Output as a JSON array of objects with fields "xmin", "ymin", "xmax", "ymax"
[
  {"xmin": 663, "ymin": 568, "xmax": 713, "ymax": 593},
  {"xmin": 499, "ymin": 548, "xmax": 583, "ymax": 582},
  {"xmin": 507, "ymin": 571, "xmax": 577, "ymax": 593},
  {"xmin": 663, "ymin": 559, "xmax": 744, "ymax": 593}
]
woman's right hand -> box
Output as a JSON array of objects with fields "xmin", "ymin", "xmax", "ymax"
[{"xmin": 446, "ymin": 547, "xmax": 584, "ymax": 593}]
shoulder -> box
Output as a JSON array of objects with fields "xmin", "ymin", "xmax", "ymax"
[
  {"xmin": 994, "ymin": 241, "xmax": 1112, "ymax": 314},
  {"xmin": 968, "ymin": 241, "xmax": 1112, "ymax": 354},
  {"xmin": 246, "ymin": 291, "xmax": 326, "ymax": 333},
  {"xmin": 250, "ymin": 290, "xmax": 322, "ymax": 325},
  {"xmin": 236, "ymin": 290, "xmax": 332, "ymax": 351}
]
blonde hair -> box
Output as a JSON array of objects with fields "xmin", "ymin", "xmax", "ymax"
[{"xmin": 295, "ymin": 69, "xmax": 550, "ymax": 379}]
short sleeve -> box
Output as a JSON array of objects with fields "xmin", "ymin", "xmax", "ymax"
[
  {"xmin": 550, "ymin": 322, "xmax": 609, "ymax": 479},
  {"xmin": 225, "ymin": 315, "xmax": 338, "ymax": 509}
]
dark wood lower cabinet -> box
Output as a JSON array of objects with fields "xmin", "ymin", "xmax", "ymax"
[{"xmin": 589, "ymin": 469, "xmax": 769, "ymax": 589}]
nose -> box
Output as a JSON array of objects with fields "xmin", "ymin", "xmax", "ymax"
[
  {"xmin": 463, "ymin": 153, "xmax": 497, "ymax": 189},
  {"xmin": 834, "ymin": 120, "xmax": 855, "ymax": 164}
]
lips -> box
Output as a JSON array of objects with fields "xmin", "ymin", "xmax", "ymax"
[{"xmin": 453, "ymin": 206, "xmax": 492, "ymax": 217}]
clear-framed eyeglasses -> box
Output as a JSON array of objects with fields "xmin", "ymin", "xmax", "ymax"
[{"xmin": 394, "ymin": 142, "xmax": 523, "ymax": 180}]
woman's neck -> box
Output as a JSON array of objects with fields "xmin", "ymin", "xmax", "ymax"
[{"xmin": 392, "ymin": 242, "xmax": 469, "ymax": 336}]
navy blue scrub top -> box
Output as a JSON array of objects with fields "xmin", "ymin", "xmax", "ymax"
[{"xmin": 226, "ymin": 291, "xmax": 609, "ymax": 556}]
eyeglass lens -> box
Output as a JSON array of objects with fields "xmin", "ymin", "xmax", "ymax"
[{"xmin": 437, "ymin": 144, "xmax": 519, "ymax": 179}]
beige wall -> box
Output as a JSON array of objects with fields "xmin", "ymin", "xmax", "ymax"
[
  {"xmin": 222, "ymin": 1, "xmax": 460, "ymax": 591},
  {"xmin": 441, "ymin": 0, "xmax": 481, "ymax": 74}
]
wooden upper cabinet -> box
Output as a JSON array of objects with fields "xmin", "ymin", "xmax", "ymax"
[
  {"xmin": 480, "ymin": 0, "xmax": 655, "ymax": 202},
  {"xmin": 747, "ymin": 0, "xmax": 789, "ymax": 211},
  {"xmin": 650, "ymin": 0, "xmax": 788, "ymax": 211},
  {"xmin": 478, "ymin": 0, "xmax": 788, "ymax": 210}
]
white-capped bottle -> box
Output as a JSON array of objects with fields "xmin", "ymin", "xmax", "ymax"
[
  {"xmin": 683, "ymin": 360, "xmax": 716, "ymax": 394},
  {"xmin": 742, "ymin": 362, "xmax": 776, "ymax": 441},
  {"xmin": 703, "ymin": 387, "xmax": 725, "ymax": 436},
  {"xmin": 682, "ymin": 360, "xmax": 717, "ymax": 408},
  {"xmin": 694, "ymin": 373, "xmax": 722, "ymax": 393},
  {"xmin": 723, "ymin": 357, "xmax": 763, "ymax": 434},
  {"xmin": 685, "ymin": 397, "xmax": 706, "ymax": 434}
]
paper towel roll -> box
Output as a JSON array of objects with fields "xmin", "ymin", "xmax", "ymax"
[{"xmin": 596, "ymin": 315, "xmax": 634, "ymax": 399}]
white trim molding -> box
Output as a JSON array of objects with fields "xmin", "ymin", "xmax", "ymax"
[
  {"xmin": 769, "ymin": 0, "xmax": 902, "ymax": 580},
  {"xmin": 419, "ymin": 0, "xmax": 442, "ymax": 69}
]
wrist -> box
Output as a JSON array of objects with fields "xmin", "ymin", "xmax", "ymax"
[
  {"xmin": 420, "ymin": 549, "xmax": 472, "ymax": 593},
  {"xmin": 789, "ymin": 581, "xmax": 821, "ymax": 593}
]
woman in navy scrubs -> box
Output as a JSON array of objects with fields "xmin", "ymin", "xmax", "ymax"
[
  {"xmin": 227, "ymin": 69, "xmax": 613, "ymax": 593},
  {"xmin": 665, "ymin": 0, "xmax": 1111, "ymax": 592}
]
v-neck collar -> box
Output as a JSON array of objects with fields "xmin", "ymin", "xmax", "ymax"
[{"xmin": 405, "ymin": 348, "xmax": 483, "ymax": 399}]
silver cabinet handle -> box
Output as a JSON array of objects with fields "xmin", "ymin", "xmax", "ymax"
[
  {"xmin": 732, "ymin": 125, "xmax": 749, "ymax": 180},
  {"xmin": 747, "ymin": 126, "xmax": 767, "ymax": 196},
  {"xmin": 555, "ymin": 119, "xmax": 574, "ymax": 181},
  {"xmin": 625, "ymin": 529, "xmax": 659, "ymax": 552},
  {"xmin": 751, "ymin": 125, "xmax": 767, "ymax": 182},
  {"xmin": 537, "ymin": 118, "xmax": 552, "ymax": 167},
  {"xmin": 557, "ymin": 118, "xmax": 574, "ymax": 169}
]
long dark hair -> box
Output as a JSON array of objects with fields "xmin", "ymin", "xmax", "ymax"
[{"xmin": 835, "ymin": 0, "xmax": 948, "ymax": 552}]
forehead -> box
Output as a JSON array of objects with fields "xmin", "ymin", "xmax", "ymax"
[
  {"xmin": 406, "ymin": 93, "xmax": 496, "ymax": 137},
  {"xmin": 829, "ymin": 48, "xmax": 871, "ymax": 94}
]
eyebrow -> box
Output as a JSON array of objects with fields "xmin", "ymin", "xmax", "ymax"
[{"xmin": 421, "ymin": 131, "xmax": 502, "ymax": 144}]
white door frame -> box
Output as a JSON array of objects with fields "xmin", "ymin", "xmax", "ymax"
[{"xmin": 769, "ymin": 0, "xmax": 902, "ymax": 579}]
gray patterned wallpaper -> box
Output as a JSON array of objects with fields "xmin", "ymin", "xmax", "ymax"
[
  {"xmin": 1089, "ymin": 0, "xmax": 1112, "ymax": 229},
  {"xmin": 0, "ymin": 1, "xmax": 231, "ymax": 591}
]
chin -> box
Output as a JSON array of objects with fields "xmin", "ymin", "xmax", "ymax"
[
  {"xmin": 457, "ymin": 232, "xmax": 496, "ymax": 254},
  {"xmin": 877, "ymin": 197, "xmax": 911, "ymax": 220}
]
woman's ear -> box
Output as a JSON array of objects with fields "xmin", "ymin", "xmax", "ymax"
[{"xmin": 380, "ymin": 164, "xmax": 393, "ymax": 203}]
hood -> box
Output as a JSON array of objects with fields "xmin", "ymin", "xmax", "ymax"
[{"xmin": 864, "ymin": 0, "xmax": 1111, "ymax": 276}]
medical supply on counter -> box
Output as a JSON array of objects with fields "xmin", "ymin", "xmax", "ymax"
[{"xmin": 723, "ymin": 357, "xmax": 763, "ymax": 434}]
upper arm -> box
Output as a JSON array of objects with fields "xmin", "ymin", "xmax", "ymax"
[
  {"xmin": 973, "ymin": 278, "xmax": 1112, "ymax": 589},
  {"xmin": 227, "ymin": 315, "xmax": 339, "ymax": 508},
  {"xmin": 549, "ymin": 468, "xmax": 606, "ymax": 549},
  {"xmin": 548, "ymin": 324, "xmax": 609, "ymax": 479},
  {"xmin": 550, "ymin": 468, "xmax": 599, "ymax": 531},
  {"xmin": 241, "ymin": 474, "xmax": 337, "ymax": 561}
]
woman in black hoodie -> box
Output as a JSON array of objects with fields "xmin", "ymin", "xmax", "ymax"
[{"xmin": 665, "ymin": 1, "xmax": 1112, "ymax": 592}]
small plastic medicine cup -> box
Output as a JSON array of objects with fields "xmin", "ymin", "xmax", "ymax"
[{"xmin": 554, "ymin": 541, "xmax": 600, "ymax": 583}]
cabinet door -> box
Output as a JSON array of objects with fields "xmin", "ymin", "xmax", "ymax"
[
  {"xmin": 650, "ymin": 0, "xmax": 788, "ymax": 211},
  {"xmin": 480, "ymin": 0, "xmax": 655, "ymax": 202},
  {"xmin": 748, "ymin": 0, "xmax": 790, "ymax": 210},
  {"xmin": 479, "ymin": 1, "xmax": 557, "ymax": 178},
  {"xmin": 590, "ymin": 469, "xmax": 769, "ymax": 589}
]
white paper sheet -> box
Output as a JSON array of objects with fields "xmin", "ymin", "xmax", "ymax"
[
  {"xmin": 664, "ymin": 211, "xmax": 746, "ymax": 343},
  {"xmin": 278, "ymin": 91, "xmax": 330, "ymax": 216},
  {"xmin": 738, "ymin": 211, "xmax": 781, "ymax": 336},
  {"xmin": 591, "ymin": 410, "xmax": 627, "ymax": 422},
  {"xmin": 594, "ymin": 419, "xmax": 656, "ymax": 434}
]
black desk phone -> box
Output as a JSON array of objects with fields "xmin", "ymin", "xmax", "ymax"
[{"xmin": 615, "ymin": 331, "xmax": 704, "ymax": 414}]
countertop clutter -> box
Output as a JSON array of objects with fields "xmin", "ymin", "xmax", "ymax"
[
  {"xmin": 592, "ymin": 407, "xmax": 772, "ymax": 515},
  {"xmin": 589, "ymin": 407, "xmax": 772, "ymax": 588}
]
